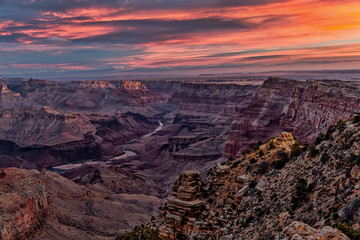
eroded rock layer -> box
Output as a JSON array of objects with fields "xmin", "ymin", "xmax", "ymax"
[{"xmin": 225, "ymin": 77, "xmax": 360, "ymax": 157}]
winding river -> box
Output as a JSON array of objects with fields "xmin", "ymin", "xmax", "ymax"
[{"xmin": 50, "ymin": 121, "xmax": 163, "ymax": 172}]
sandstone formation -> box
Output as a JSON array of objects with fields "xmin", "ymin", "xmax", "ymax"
[
  {"xmin": 164, "ymin": 171, "xmax": 204, "ymax": 237},
  {"xmin": 0, "ymin": 168, "xmax": 49, "ymax": 240},
  {"xmin": 277, "ymin": 221, "xmax": 350, "ymax": 240},
  {"xmin": 0, "ymin": 167, "xmax": 164, "ymax": 240},
  {"xmin": 169, "ymin": 82, "xmax": 258, "ymax": 116},
  {"xmin": 225, "ymin": 77, "xmax": 360, "ymax": 158},
  {"xmin": 155, "ymin": 117, "xmax": 360, "ymax": 239}
]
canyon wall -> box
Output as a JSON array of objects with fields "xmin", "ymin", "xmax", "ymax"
[
  {"xmin": 169, "ymin": 82, "xmax": 259, "ymax": 116},
  {"xmin": 224, "ymin": 77, "xmax": 360, "ymax": 157}
]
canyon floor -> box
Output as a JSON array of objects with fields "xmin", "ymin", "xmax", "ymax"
[{"xmin": 0, "ymin": 75, "xmax": 359, "ymax": 239}]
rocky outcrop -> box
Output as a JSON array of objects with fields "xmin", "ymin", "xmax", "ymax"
[
  {"xmin": 225, "ymin": 77, "xmax": 360, "ymax": 157},
  {"xmin": 0, "ymin": 109, "xmax": 157, "ymax": 169},
  {"xmin": 162, "ymin": 171, "xmax": 204, "ymax": 238},
  {"xmin": 0, "ymin": 168, "xmax": 49, "ymax": 240},
  {"xmin": 7, "ymin": 79, "xmax": 168, "ymax": 115},
  {"xmin": 169, "ymin": 82, "xmax": 258, "ymax": 116},
  {"xmin": 278, "ymin": 221, "xmax": 350, "ymax": 240},
  {"xmin": 156, "ymin": 116, "xmax": 360, "ymax": 239},
  {"xmin": 140, "ymin": 80, "xmax": 183, "ymax": 95},
  {"xmin": 0, "ymin": 167, "xmax": 164, "ymax": 240}
]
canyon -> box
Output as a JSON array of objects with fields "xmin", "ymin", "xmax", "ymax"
[{"xmin": 0, "ymin": 76, "xmax": 359, "ymax": 239}]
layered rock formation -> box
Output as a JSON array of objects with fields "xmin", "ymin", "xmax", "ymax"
[
  {"xmin": 225, "ymin": 77, "xmax": 360, "ymax": 157},
  {"xmin": 0, "ymin": 168, "xmax": 49, "ymax": 240},
  {"xmin": 0, "ymin": 167, "xmax": 164, "ymax": 240},
  {"xmin": 278, "ymin": 221, "xmax": 350, "ymax": 240},
  {"xmin": 0, "ymin": 109, "xmax": 157, "ymax": 169},
  {"xmin": 156, "ymin": 116, "xmax": 360, "ymax": 239},
  {"xmin": 169, "ymin": 82, "xmax": 258, "ymax": 116},
  {"xmin": 7, "ymin": 79, "xmax": 168, "ymax": 115}
]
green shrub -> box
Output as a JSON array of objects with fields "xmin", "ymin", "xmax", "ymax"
[
  {"xmin": 315, "ymin": 133, "xmax": 324, "ymax": 145},
  {"xmin": 259, "ymin": 150, "xmax": 264, "ymax": 157},
  {"xmin": 271, "ymin": 150, "xmax": 290, "ymax": 169},
  {"xmin": 291, "ymin": 178, "xmax": 315, "ymax": 210},
  {"xmin": 115, "ymin": 226, "xmax": 168, "ymax": 240},
  {"xmin": 335, "ymin": 222, "xmax": 360, "ymax": 240},
  {"xmin": 336, "ymin": 119, "xmax": 346, "ymax": 132},
  {"xmin": 325, "ymin": 124, "xmax": 337, "ymax": 140},
  {"xmin": 290, "ymin": 141, "xmax": 302, "ymax": 158},
  {"xmin": 250, "ymin": 158, "xmax": 257, "ymax": 164},
  {"xmin": 308, "ymin": 144, "xmax": 319, "ymax": 157}
]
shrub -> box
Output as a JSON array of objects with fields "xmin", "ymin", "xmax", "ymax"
[
  {"xmin": 257, "ymin": 161, "xmax": 269, "ymax": 174},
  {"xmin": 269, "ymin": 141, "xmax": 275, "ymax": 149},
  {"xmin": 314, "ymin": 133, "xmax": 324, "ymax": 145},
  {"xmin": 325, "ymin": 124, "xmax": 337, "ymax": 140},
  {"xmin": 308, "ymin": 144, "xmax": 319, "ymax": 157},
  {"xmin": 291, "ymin": 178, "xmax": 315, "ymax": 210},
  {"xmin": 231, "ymin": 161, "xmax": 240, "ymax": 169},
  {"xmin": 353, "ymin": 113, "xmax": 360, "ymax": 124},
  {"xmin": 348, "ymin": 154, "xmax": 360, "ymax": 167},
  {"xmin": 290, "ymin": 141, "xmax": 302, "ymax": 158},
  {"xmin": 249, "ymin": 180, "xmax": 257, "ymax": 188},
  {"xmin": 116, "ymin": 226, "xmax": 169, "ymax": 240},
  {"xmin": 320, "ymin": 153, "xmax": 330, "ymax": 164},
  {"xmin": 259, "ymin": 150, "xmax": 264, "ymax": 157},
  {"xmin": 336, "ymin": 119, "xmax": 346, "ymax": 132},
  {"xmin": 250, "ymin": 158, "xmax": 257, "ymax": 164},
  {"xmin": 335, "ymin": 222, "xmax": 360, "ymax": 240},
  {"xmin": 271, "ymin": 150, "xmax": 290, "ymax": 169}
]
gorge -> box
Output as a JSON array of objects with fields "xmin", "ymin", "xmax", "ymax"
[{"xmin": 0, "ymin": 76, "xmax": 359, "ymax": 239}]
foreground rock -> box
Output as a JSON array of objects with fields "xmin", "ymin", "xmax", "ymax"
[
  {"xmin": 0, "ymin": 168, "xmax": 164, "ymax": 240},
  {"xmin": 277, "ymin": 221, "xmax": 350, "ymax": 240},
  {"xmin": 0, "ymin": 168, "xmax": 49, "ymax": 240},
  {"xmin": 155, "ymin": 116, "xmax": 360, "ymax": 239}
]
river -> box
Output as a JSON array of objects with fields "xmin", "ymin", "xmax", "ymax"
[{"xmin": 49, "ymin": 121, "xmax": 163, "ymax": 173}]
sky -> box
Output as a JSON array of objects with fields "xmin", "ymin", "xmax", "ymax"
[{"xmin": 0, "ymin": 0, "xmax": 360, "ymax": 79}]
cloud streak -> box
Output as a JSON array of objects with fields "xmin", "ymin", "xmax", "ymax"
[{"xmin": 0, "ymin": 0, "xmax": 360, "ymax": 78}]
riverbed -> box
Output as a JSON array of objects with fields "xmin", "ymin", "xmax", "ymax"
[{"xmin": 49, "ymin": 121, "xmax": 163, "ymax": 172}]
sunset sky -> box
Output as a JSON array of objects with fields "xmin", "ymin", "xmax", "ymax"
[{"xmin": 1, "ymin": 0, "xmax": 360, "ymax": 79}]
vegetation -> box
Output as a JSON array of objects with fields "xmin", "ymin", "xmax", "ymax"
[
  {"xmin": 259, "ymin": 150, "xmax": 264, "ymax": 157},
  {"xmin": 271, "ymin": 150, "xmax": 290, "ymax": 169},
  {"xmin": 115, "ymin": 226, "xmax": 168, "ymax": 240},
  {"xmin": 320, "ymin": 153, "xmax": 330, "ymax": 164},
  {"xmin": 335, "ymin": 222, "xmax": 360, "ymax": 240},
  {"xmin": 269, "ymin": 140, "xmax": 275, "ymax": 149},
  {"xmin": 353, "ymin": 113, "xmax": 360, "ymax": 124},
  {"xmin": 291, "ymin": 178, "xmax": 315, "ymax": 210},
  {"xmin": 257, "ymin": 161, "xmax": 269, "ymax": 174},
  {"xmin": 325, "ymin": 124, "xmax": 337, "ymax": 140},
  {"xmin": 250, "ymin": 158, "xmax": 257, "ymax": 164},
  {"xmin": 290, "ymin": 141, "xmax": 302, "ymax": 158},
  {"xmin": 336, "ymin": 119, "xmax": 346, "ymax": 132},
  {"xmin": 248, "ymin": 180, "xmax": 257, "ymax": 188},
  {"xmin": 242, "ymin": 215, "xmax": 254, "ymax": 228},
  {"xmin": 308, "ymin": 144, "xmax": 319, "ymax": 157}
]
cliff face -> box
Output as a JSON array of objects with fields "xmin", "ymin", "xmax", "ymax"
[
  {"xmin": 225, "ymin": 77, "xmax": 360, "ymax": 157},
  {"xmin": 169, "ymin": 82, "xmax": 258, "ymax": 116},
  {"xmin": 0, "ymin": 167, "xmax": 164, "ymax": 240},
  {"xmin": 0, "ymin": 168, "xmax": 49, "ymax": 240},
  {"xmin": 7, "ymin": 79, "xmax": 168, "ymax": 116},
  {"xmin": 0, "ymin": 109, "xmax": 157, "ymax": 169},
  {"xmin": 156, "ymin": 116, "xmax": 360, "ymax": 239}
]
